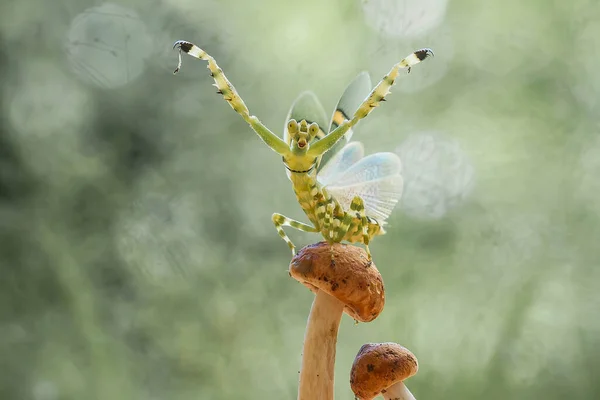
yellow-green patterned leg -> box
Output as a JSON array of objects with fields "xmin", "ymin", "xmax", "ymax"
[
  {"xmin": 325, "ymin": 203, "xmax": 335, "ymax": 241},
  {"xmin": 308, "ymin": 48, "xmax": 433, "ymax": 158},
  {"xmin": 173, "ymin": 41, "xmax": 289, "ymax": 155},
  {"xmin": 322, "ymin": 202, "xmax": 337, "ymax": 263},
  {"xmin": 349, "ymin": 49, "xmax": 434, "ymax": 125},
  {"xmin": 334, "ymin": 212, "xmax": 354, "ymax": 244},
  {"xmin": 350, "ymin": 196, "xmax": 372, "ymax": 260},
  {"xmin": 272, "ymin": 213, "xmax": 318, "ymax": 256}
]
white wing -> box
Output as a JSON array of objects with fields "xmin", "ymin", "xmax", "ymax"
[
  {"xmin": 318, "ymin": 142, "xmax": 365, "ymax": 186},
  {"xmin": 320, "ymin": 152, "xmax": 403, "ymax": 222}
]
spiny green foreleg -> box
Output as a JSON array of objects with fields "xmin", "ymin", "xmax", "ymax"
[
  {"xmin": 173, "ymin": 41, "xmax": 289, "ymax": 155},
  {"xmin": 350, "ymin": 196, "xmax": 372, "ymax": 260},
  {"xmin": 272, "ymin": 213, "xmax": 319, "ymax": 255},
  {"xmin": 173, "ymin": 41, "xmax": 249, "ymax": 118},
  {"xmin": 308, "ymin": 48, "xmax": 434, "ymax": 158},
  {"xmin": 350, "ymin": 49, "xmax": 434, "ymax": 124}
]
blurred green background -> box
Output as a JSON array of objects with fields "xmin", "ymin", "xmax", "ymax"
[{"xmin": 1, "ymin": 0, "xmax": 599, "ymax": 398}]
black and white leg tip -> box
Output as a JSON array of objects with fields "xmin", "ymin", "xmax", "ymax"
[
  {"xmin": 415, "ymin": 48, "xmax": 435, "ymax": 61},
  {"xmin": 173, "ymin": 40, "xmax": 193, "ymax": 53},
  {"xmin": 172, "ymin": 40, "xmax": 196, "ymax": 74}
]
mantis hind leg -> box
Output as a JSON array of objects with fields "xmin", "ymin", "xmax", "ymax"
[
  {"xmin": 324, "ymin": 203, "xmax": 336, "ymax": 241},
  {"xmin": 271, "ymin": 213, "xmax": 318, "ymax": 256},
  {"xmin": 323, "ymin": 202, "xmax": 338, "ymax": 264},
  {"xmin": 349, "ymin": 196, "xmax": 372, "ymax": 260}
]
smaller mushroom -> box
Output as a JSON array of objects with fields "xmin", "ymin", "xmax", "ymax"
[{"xmin": 350, "ymin": 342, "xmax": 419, "ymax": 400}]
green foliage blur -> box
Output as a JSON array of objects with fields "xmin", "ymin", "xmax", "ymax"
[{"xmin": 1, "ymin": 0, "xmax": 599, "ymax": 398}]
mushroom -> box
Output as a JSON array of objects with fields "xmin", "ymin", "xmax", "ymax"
[
  {"xmin": 289, "ymin": 242, "xmax": 385, "ymax": 400},
  {"xmin": 350, "ymin": 342, "xmax": 419, "ymax": 400}
]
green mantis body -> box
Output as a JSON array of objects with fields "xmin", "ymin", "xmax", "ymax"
[{"xmin": 173, "ymin": 40, "xmax": 432, "ymax": 258}]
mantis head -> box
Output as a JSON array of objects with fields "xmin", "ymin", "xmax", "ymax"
[{"xmin": 287, "ymin": 119, "xmax": 320, "ymax": 153}]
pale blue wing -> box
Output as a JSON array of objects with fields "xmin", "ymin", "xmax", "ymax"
[
  {"xmin": 318, "ymin": 72, "xmax": 372, "ymax": 172},
  {"xmin": 330, "ymin": 152, "xmax": 401, "ymax": 187},
  {"xmin": 324, "ymin": 152, "xmax": 403, "ymax": 222},
  {"xmin": 317, "ymin": 142, "xmax": 365, "ymax": 186}
]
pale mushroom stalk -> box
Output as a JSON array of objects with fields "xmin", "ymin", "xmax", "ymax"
[
  {"xmin": 382, "ymin": 381, "xmax": 416, "ymax": 400},
  {"xmin": 298, "ymin": 290, "xmax": 344, "ymax": 400},
  {"xmin": 290, "ymin": 242, "xmax": 386, "ymax": 400}
]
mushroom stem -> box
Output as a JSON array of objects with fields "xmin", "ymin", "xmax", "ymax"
[
  {"xmin": 383, "ymin": 381, "xmax": 416, "ymax": 400},
  {"xmin": 298, "ymin": 290, "xmax": 345, "ymax": 400},
  {"xmin": 290, "ymin": 243, "xmax": 385, "ymax": 400}
]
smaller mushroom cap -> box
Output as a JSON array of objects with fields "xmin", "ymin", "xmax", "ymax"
[
  {"xmin": 289, "ymin": 242, "xmax": 385, "ymax": 322},
  {"xmin": 350, "ymin": 342, "xmax": 418, "ymax": 399}
]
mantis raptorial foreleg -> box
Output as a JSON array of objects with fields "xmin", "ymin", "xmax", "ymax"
[
  {"xmin": 308, "ymin": 48, "xmax": 434, "ymax": 158},
  {"xmin": 173, "ymin": 40, "xmax": 289, "ymax": 155},
  {"xmin": 271, "ymin": 213, "xmax": 319, "ymax": 255}
]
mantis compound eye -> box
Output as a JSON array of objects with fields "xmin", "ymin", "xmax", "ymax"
[
  {"xmin": 288, "ymin": 119, "xmax": 298, "ymax": 134},
  {"xmin": 308, "ymin": 122, "xmax": 319, "ymax": 138}
]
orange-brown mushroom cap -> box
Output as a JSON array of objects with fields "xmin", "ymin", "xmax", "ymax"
[
  {"xmin": 289, "ymin": 242, "xmax": 385, "ymax": 322},
  {"xmin": 350, "ymin": 342, "xmax": 418, "ymax": 399}
]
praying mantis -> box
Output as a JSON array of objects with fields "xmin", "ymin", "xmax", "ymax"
[{"xmin": 173, "ymin": 40, "xmax": 433, "ymax": 259}]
